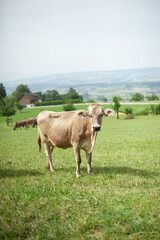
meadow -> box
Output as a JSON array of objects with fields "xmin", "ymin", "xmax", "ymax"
[
  {"xmin": 0, "ymin": 103, "xmax": 155, "ymax": 124},
  {"xmin": 0, "ymin": 104, "xmax": 160, "ymax": 239}
]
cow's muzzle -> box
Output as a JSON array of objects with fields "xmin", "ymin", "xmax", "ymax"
[{"xmin": 93, "ymin": 125, "xmax": 101, "ymax": 131}]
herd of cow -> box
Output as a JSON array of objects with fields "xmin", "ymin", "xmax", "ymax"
[
  {"xmin": 13, "ymin": 117, "xmax": 37, "ymax": 130},
  {"xmin": 13, "ymin": 104, "xmax": 114, "ymax": 177}
]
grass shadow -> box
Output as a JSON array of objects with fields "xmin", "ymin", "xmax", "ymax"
[
  {"xmin": 93, "ymin": 166, "xmax": 159, "ymax": 178},
  {"xmin": 55, "ymin": 165, "xmax": 159, "ymax": 178},
  {"xmin": 2, "ymin": 166, "xmax": 158, "ymax": 179},
  {"xmin": 0, "ymin": 169, "xmax": 44, "ymax": 179}
]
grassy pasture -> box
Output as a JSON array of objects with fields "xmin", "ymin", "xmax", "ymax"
[
  {"xmin": 0, "ymin": 105, "xmax": 160, "ymax": 239},
  {"xmin": 0, "ymin": 103, "xmax": 154, "ymax": 124}
]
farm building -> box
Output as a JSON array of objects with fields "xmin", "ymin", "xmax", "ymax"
[{"xmin": 20, "ymin": 93, "xmax": 42, "ymax": 107}]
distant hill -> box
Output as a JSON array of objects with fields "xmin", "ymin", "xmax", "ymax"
[{"xmin": 3, "ymin": 67, "xmax": 160, "ymax": 101}]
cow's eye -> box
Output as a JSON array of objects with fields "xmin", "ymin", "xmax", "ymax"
[{"xmin": 89, "ymin": 114, "xmax": 93, "ymax": 118}]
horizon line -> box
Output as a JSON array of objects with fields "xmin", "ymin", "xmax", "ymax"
[{"xmin": 2, "ymin": 66, "xmax": 160, "ymax": 83}]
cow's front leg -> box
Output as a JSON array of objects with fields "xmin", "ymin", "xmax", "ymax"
[
  {"xmin": 44, "ymin": 142, "xmax": 55, "ymax": 172},
  {"xmin": 73, "ymin": 145, "xmax": 81, "ymax": 178},
  {"xmin": 85, "ymin": 152, "xmax": 93, "ymax": 175}
]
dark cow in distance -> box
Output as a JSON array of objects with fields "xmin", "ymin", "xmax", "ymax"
[
  {"xmin": 26, "ymin": 117, "xmax": 37, "ymax": 128},
  {"xmin": 13, "ymin": 120, "xmax": 28, "ymax": 130},
  {"xmin": 37, "ymin": 104, "xmax": 114, "ymax": 177}
]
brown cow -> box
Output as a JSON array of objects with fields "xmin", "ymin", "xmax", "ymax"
[
  {"xmin": 13, "ymin": 120, "xmax": 29, "ymax": 130},
  {"xmin": 37, "ymin": 104, "xmax": 114, "ymax": 177},
  {"xmin": 26, "ymin": 117, "xmax": 37, "ymax": 128}
]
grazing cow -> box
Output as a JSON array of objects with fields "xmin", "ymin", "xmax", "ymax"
[
  {"xmin": 37, "ymin": 104, "xmax": 114, "ymax": 177},
  {"xmin": 13, "ymin": 120, "xmax": 29, "ymax": 130},
  {"xmin": 26, "ymin": 117, "xmax": 37, "ymax": 128}
]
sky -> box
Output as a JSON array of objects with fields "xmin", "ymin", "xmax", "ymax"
[{"xmin": 0, "ymin": 0, "xmax": 160, "ymax": 82}]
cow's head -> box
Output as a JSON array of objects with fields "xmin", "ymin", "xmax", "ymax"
[
  {"xmin": 78, "ymin": 103, "xmax": 114, "ymax": 131},
  {"xmin": 13, "ymin": 122, "xmax": 17, "ymax": 130}
]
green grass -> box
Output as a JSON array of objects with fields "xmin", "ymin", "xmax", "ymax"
[
  {"xmin": 0, "ymin": 107, "xmax": 160, "ymax": 239},
  {"xmin": 0, "ymin": 105, "xmax": 89, "ymax": 124},
  {"xmin": 0, "ymin": 103, "xmax": 155, "ymax": 124}
]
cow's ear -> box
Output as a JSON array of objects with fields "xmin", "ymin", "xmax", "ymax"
[
  {"xmin": 77, "ymin": 110, "xmax": 89, "ymax": 118},
  {"xmin": 104, "ymin": 109, "xmax": 114, "ymax": 117}
]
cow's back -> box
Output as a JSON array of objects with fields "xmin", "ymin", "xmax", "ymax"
[{"xmin": 37, "ymin": 110, "xmax": 90, "ymax": 149}]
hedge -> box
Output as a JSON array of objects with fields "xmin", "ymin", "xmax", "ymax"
[{"xmin": 35, "ymin": 99, "xmax": 83, "ymax": 106}]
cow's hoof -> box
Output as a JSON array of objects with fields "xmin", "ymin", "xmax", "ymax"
[
  {"xmin": 76, "ymin": 173, "xmax": 81, "ymax": 178},
  {"xmin": 88, "ymin": 170, "xmax": 93, "ymax": 175},
  {"xmin": 46, "ymin": 166, "xmax": 50, "ymax": 171}
]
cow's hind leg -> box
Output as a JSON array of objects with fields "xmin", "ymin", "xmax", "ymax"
[
  {"xmin": 44, "ymin": 142, "xmax": 55, "ymax": 172},
  {"xmin": 73, "ymin": 145, "xmax": 81, "ymax": 178},
  {"xmin": 85, "ymin": 152, "xmax": 93, "ymax": 175}
]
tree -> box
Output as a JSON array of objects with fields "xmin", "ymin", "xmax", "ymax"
[
  {"xmin": 65, "ymin": 87, "xmax": 83, "ymax": 100},
  {"xmin": 112, "ymin": 96, "xmax": 122, "ymax": 119},
  {"xmin": 86, "ymin": 99, "xmax": 96, "ymax": 103},
  {"xmin": 130, "ymin": 93, "xmax": 144, "ymax": 102},
  {"xmin": 146, "ymin": 94, "xmax": 159, "ymax": 101},
  {"xmin": 0, "ymin": 96, "xmax": 16, "ymax": 121},
  {"xmin": 45, "ymin": 90, "xmax": 60, "ymax": 101},
  {"xmin": 11, "ymin": 84, "xmax": 31, "ymax": 102},
  {"xmin": 14, "ymin": 102, "xmax": 25, "ymax": 113},
  {"xmin": 0, "ymin": 83, "xmax": 6, "ymax": 102},
  {"xmin": 102, "ymin": 97, "xmax": 108, "ymax": 102}
]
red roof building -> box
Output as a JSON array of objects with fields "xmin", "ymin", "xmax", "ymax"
[{"xmin": 20, "ymin": 93, "xmax": 42, "ymax": 106}]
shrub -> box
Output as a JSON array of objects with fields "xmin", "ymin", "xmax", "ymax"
[
  {"xmin": 154, "ymin": 104, "xmax": 160, "ymax": 114},
  {"xmin": 86, "ymin": 99, "xmax": 96, "ymax": 103},
  {"xmin": 150, "ymin": 105, "xmax": 155, "ymax": 114},
  {"xmin": 63, "ymin": 100, "xmax": 76, "ymax": 111},
  {"xmin": 124, "ymin": 108, "xmax": 133, "ymax": 115},
  {"xmin": 136, "ymin": 109, "xmax": 149, "ymax": 116},
  {"xmin": 149, "ymin": 104, "xmax": 160, "ymax": 115},
  {"xmin": 124, "ymin": 108, "xmax": 134, "ymax": 119}
]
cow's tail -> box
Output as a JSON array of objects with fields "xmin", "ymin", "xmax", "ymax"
[{"xmin": 38, "ymin": 128, "xmax": 42, "ymax": 153}]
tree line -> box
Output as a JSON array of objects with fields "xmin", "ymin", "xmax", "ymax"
[
  {"xmin": 0, "ymin": 83, "xmax": 83, "ymax": 118},
  {"xmin": 7, "ymin": 84, "xmax": 83, "ymax": 103},
  {"xmin": 0, "ymin": 82, "xmax": 160, "ymax": 120}
]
